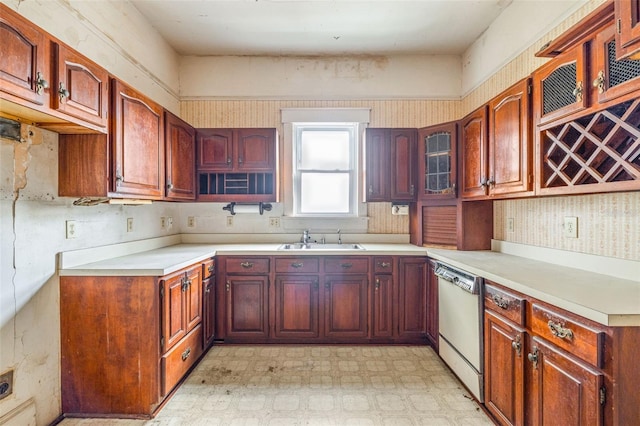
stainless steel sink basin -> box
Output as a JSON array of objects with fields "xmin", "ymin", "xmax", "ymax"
[{"xmin": 278, "ymin": 243, "xmax": 365, "ymax": 251}]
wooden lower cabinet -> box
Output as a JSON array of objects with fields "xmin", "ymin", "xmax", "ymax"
[
  {"xmin": 225, "ymin": 275, "xmax": 270, "ymax": 339},
  {"xmin": 60, "ymin": 261, "xmax": 207, "ymax": 418},
  {"xmin": 425, "ymin": 260, "xmax": 439, "ymax": 350},
  {"xmin": 371, "ymin": 273, "xmax": 394, "ymax": 338},
  {"xmin": 324, "ymin": 274, "xmax": 368, "ymax": 338},
  {"xmin": 483, "ymin": 281, "xmax": 639, "ymax": 426},
  {"xmin": 274, "ymin": 274, "xmax": 320, "ymax": 338},
  {"xmin": 398, "ymin": 257, "xmax": 427, "ymax": 339}
]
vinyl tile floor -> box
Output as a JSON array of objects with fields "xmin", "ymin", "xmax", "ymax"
[{"xmin": 59, "ymin": 345, "xmax": 493, "ymax": 426}]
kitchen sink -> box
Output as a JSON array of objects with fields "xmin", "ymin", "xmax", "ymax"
[{"xmin": 278, "ymin": 243, "xmax": 365, "ymax": 251}]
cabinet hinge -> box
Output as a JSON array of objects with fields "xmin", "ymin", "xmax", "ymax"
[
  {"xmin": 160, "ymin": 286, "xmax": 164, "ymax": 299},
  {"xmin": 528, "ymin": 84, "xmax": 532, "ymax": 95},
  {"xmin": 161, "ymin": 336, "xmax": 165, "ymax": 347},
  {"xmin": 600, "ymin": 386, "xmax": 606, "ymax": 405},
  {"xmin": 617, "ymin": 18, "xmax": 622, "ymax": 34}
]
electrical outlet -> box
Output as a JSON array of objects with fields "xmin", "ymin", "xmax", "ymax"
[
  {"xmin": 563, "ymin": 216, "xmax": 578, "ymax": 238},
  {"xmin": 65, "ymin": 220, "xmax": 77, "ymax": 239},
  {"xmin": 506, "ymin": 217, "xmax": 515, "ymax": 233},
  {"xmin": 160, "ymin": 217, "xmax": 166, "ymax": 230},
  {"xmin": 127, "ymin": 217, "xmax": 134, "ymax": 232},
  {"xmin": 269, "ymin": 217, "xmax": 280, "ymax": 228},
  {"xmin": 187, "ymin": 216, "xmax": 196, "ymax": 227},
  {"xmin": 226, "ymin": 216, "xmax": 234, "ymax": 227},
  {"xmin": 0, "ymin": 369, "xmax": 13, "ymax": 401}
]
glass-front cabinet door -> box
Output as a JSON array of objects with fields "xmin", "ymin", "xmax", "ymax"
[{"xmin": 418, "ymin": 122, "xmax": 457, "ymax": 200}]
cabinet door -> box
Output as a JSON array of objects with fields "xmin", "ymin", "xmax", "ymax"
[
  {"xmin": 372, "ymin": 274, "xmax": 393, "ymax": 338},
  {"xmin": 161, "ymin": 273, "xmax": 187, "ymax": 352},
  {"xmin": 532, "ymin": 45, "xmax": 588, "ymax": 125},
  {"xmin": 111, "ymin": 79, "xmax": 164, "ymax": 199},
  {"xmin": 324, "ymin": 275, "xmax": 368, "ymax": 338},
  {"xmin": 202, "ymin": 277, "xmax": 215, "ymax": 347},
  {"xmin": 365, "ymin": 128, "xmax": 389, "ymax": 201},
  {"xmin": 53, "ymin": 43, "xmax": 109, "ymax": 128},
  {"xmin": 397, "ymin": 257, "xmax": 427, "ymax": 338},
  {"xmin": 527, "ymin": 336, "xmax": 604, "ymax": 426},
  {"xmin": 225, "ymin": 275, "xmax": 269, "ymax": 339},
  {"xmin": 0, "ymin": 4, "xmax": 48, "ymax": 105},
  {"xmin": 184, "ymin": 266, "xmax": 202, "ymax": 332},
  {"xmin": 615, "ymin": 0, "xmax": 640, "ymax": 58},
  {"xmin": 593, "ymin": 25, "xmax": 640, "ymax": 104},
  {"xmin": 488, "ymin": 78, "xmax": 532, "ymax": 196},
  {"xmin": 236, "ymin": 128, "xmax": 276, "ymax": 171},
  {"xmin": 418, "ymin": 122, "xmax": 457, "ymax": 200},
  {"xmin": 197, "ymin": 129, "xmax": 234, "ymax": 170},
  {"xmin": 484, "ymin": 310, "xmax": 525, "ymax": 426},
  {"xmin": 274, "ymin": 275, "xmax": 320, "ymax": 338},
  {"xmin": 426, "ymin": 260, "xmax": 439, "ymax": 349},
  {"xmin": 165, "ymin": 111, "xmax": 196, "ymax": 200},
  {"xmin": 460, "ymin": 106, "xmax": 489, "ymax": 199},
  {"xmin": 390, "ymin": 129, "xmax": 417, "ymax": 201}
]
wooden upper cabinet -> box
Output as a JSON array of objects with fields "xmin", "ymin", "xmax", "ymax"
[
  {"xmin": 364, "ymin": 128, "xmax": 417, "ymax": 202},
  {"xmin": 390, "ymin": 129, "xmax": 417, "ymax": 200},
  {"xmin": 52, "ymin": 43, "xmax": 109, "ymax": 129},
  {"xmin": 460, "ymin": 106, "xmax": 489, "ymax": 199},
  {"xmin": 615, "ymin": 0, "xmax": 640, "ymax": 59},
  {"xmin": 197, "ymin": 129, "xmax": 234, "ymax": 170},
  {"xmin": 418, "ymin": 121, "xmax": 457, "ymax": 200},
  {"xmin": 165, "ymin": 111, "xmax": 196, "ymax": 201},
  {"xmin": 488, "ymin": 78, "xmax": 532, "ymax": 196},
  {"xmin": 236, "ymin": 129, "xmax": 276, "ymax": 171},
  {"xmin": 111, "ymin": 79, "xmax": 164, "ymax": 199},
  {"xmin": 532, "ymin": 45, "xmax": 588, "ymax": 125},
  {"xmin": 593, "ymin": 24, "xmax": 640, "ymax": 104},
  {"xmin": 0, "ymin": 4, "xmax": 48, "ymax": 106},
  {"xmin": 365, "ymin": 128, "xmax": 389, "ymax": 201}
]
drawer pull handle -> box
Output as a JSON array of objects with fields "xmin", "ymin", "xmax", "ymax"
[
  {"xmin": 511, "ymin": 335, "xmax": 522, "ymax": 356},
  {"xmin": 181, "ymin": 347, "xmax": 191, "ymax": 361},
  {"xmin": 208, "ymin": 264, "xmax": 215, "ymax": 273},
  {"xmin": 527, "ymin": 347, "xmax": 539, "ymax": 369},
  {"xmin": 240, "ymin": 262, "xmax": 254, "ymax": 269},
  {"xmin": 492, "ymin": 294, "xmax": 509, "ymax": 309},
  {"xmin": 340, "ymin": 263, "xmax": 353, "ymax": 269},
  {"xmin": 377, "ymin": 262, "xmax": 391, "ymax": 268},
  {"xmin": 291, "ymin": 262, "xmax": 304, "ymax": 268},
  {"xmin": 548, "ymin": 321, "xmax": 574, "ymax": 339}
]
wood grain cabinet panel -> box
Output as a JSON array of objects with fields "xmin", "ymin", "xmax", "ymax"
[
  {"xmin": 365, "ymin": 128, "xmax": 390, "ymax": 201},
  {"xmin": 397, "ymin": 257, "xmax": 427, "ymax": 339},
  {"xmin": 615, "ymin": 0, "xmax": 640, "ymax": 59},
  {"xmin": 324, "ymin": 274, "xmax": 368, "ymax": 338},
  {"xmin": 225, "ymin": 275, "xmax": 269, "ymax": 339},
  {"xmin": 164, "ymin": 111, "xmax": 196, "ymax": 200},
  {"xmin": 426, "ymin": 260, "xmax": 439, "ymax": 350},
  {"xmin": 111, "ymin": 79, "xmax": 164, "ymax": 199},
  {"xmin": 53, "ymin": 43, "xmax": 109, "ymax": 128},
  {"xmin": 274, "ymin": 275, "xmax": 320, "ymax": 338},
  {"xmin": 460, "ymin": 106, "xmax": 489, "ymax": 198},
  {"xmin": 236, "ymin": 128, "xmax": 276, "ymax": 171},
  {"xmin": 418, "ymin": 122, "xmax": 457, "ymax": 200},
  {"xmin": 372, "ymin": 273, "xmax": 394, "ymax": 338},
  {"xmin": 197, "ymin": 129, "xmax": 234, "ymax": 170},
  {"xmin": 0, "ymin": 4, "xmax": 48, "ymax": 106}
]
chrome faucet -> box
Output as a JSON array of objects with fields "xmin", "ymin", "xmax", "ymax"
[
  {"xmin": 301, "ymin": 229, "xmax": 311, "ymax": 244},
  {"xmin": 337, "ymin": 229, "xmax": 342, "ymax": 245}
]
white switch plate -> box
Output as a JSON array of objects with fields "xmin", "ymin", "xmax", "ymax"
[
  {"xmin": 507, "ymin": 217, "xmax": 515, "ymax": 233},
  {"xmin": 392, "ymin": 204, "xmax": 409, "ymax": 215},
  {"xmin": 226, "ymin": 216, "xmax": 234, "ymax": 227},
  {"xmin": 563, "ymin": 216, "xmax": 578, "ymax": 238},
  {"xmin": 65, "ymin": 220, "xmax": 76, "ymax": 239}
]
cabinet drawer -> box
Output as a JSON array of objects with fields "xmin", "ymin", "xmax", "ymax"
[
  {"xmin": 484, "ymin": 283, "xmax": 526, "ymax": 325},
  {"xmin": 324, "ymin": 257, "xmax": 369, "ymax": 274},
  {"xmin": 373, "ymin": 257, "xmax": 394, "ymax": 274},
  {"xmin": 203, "ymin": 258, "xmax": 215, "ymax": 278},
  {"xmin": 225, "ymin": 257, "xmax": 270, "ymax": 274},
  {"xmin": 275, "ymin": 257, "xmax": 319, "ymax": 273},
  {"xmin": 530, "ymin": 303, "xmax": 605, "ymax": 368},
  {"xmin": 161, "ymin": 325, "xmax": 203, "ymax": 396}
]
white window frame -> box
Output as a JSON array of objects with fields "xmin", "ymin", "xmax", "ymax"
[
  {"xmin": 281, "ymin": 108, "xmax": 370, "ymax": 231},
  {"xmin": 292, "ymin": 122, "xmax": 358, "ymax": 217}
]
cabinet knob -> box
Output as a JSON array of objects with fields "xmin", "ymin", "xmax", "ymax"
[
  {"xmin": 167, "ymin": 180, "xmax": 173, "ymax": 190},
  {"xmin": 572, "ymin": 81, "xmax": 583, "ymax": 102},
  {"xmin": 181, "ymin": 347, "xmax": 191, "ymax": 361},
  {"xmin": 35, "ymin": 71, "xmax": 48, "ymax": 95},
  {"xmin": 375, "ymin": 278, "xmax": 380, "ymax": 290},
  {"xmin": 58, "ymin": 82, "xmax": 70, "ymax": 101},
  {"xmin": 226, "ymin": 281, "xmax": 231, "ymax": 291},
  {"xmin": 511, "ymin": 335, "xmax": 522, "ymax": 356},
  {"xmin": 527, "ymin": 347, "xmax": 539, "ymax": 369},
  {"xmin": 593, "ymin": 70, "xmax": 605, "ymax": 94},
  {"xmin": 368, "ymin": 185, "xmax": 373, "ymax": 194},
  {"xmin": 238, "ymin": 157, "xmax": 243, "ymax": 164},
  {"xmin": 377, "ymin": 262, "xmax": 391, "ymax": 268},
  {"xmin": 487, "ymin": 176, "xmax": 495, "ymax": 187},
  {"xmin": 479, "ymin": 177, "xmax": 487, "ymax": 189}
]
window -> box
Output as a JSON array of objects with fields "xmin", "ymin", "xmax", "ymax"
[{"xmin": 292, "ymin": 123, "xmax": 358, "ymax": 216}]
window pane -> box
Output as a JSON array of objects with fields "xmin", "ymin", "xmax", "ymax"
[
  {"xmin": 300, "ymin": 173, "xmax": 350, "ymax": 213},
  {"xmin": 300, "ymin": 130, "xmax": 350, "ymax": 169}
]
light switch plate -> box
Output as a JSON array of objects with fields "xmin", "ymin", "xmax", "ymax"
[{"xmin": 563, "ymin": 216, "xmax": 578, "ymax": 238}]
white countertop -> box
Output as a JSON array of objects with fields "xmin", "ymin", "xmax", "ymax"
[
  {"xmin": 427, "ymin": 247, "xmax": 640, "ymax": 327},
  {"xmin": 58, "ymin": 236, "xmax": 640, "ymax": 327}
]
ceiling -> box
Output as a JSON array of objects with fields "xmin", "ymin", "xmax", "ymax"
[{"xmin": 130, "ymin": 0, "xmax": 523, "ymax": 57}]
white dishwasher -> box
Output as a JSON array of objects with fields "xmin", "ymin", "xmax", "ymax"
[{"xmin": 434, "ymin": 262, "xmax": 484, "ymax": 402}]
